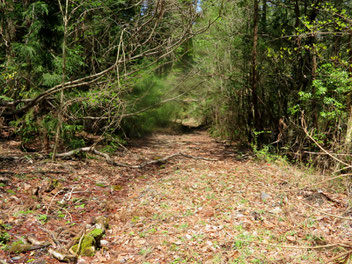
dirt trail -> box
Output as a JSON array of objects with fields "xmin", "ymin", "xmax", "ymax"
[
  {"xmin": 106, "ymin": 132, "xmax": 352, "ymax": 264},
  {"xmin": 0, "ymin": 132, "xmax": 351, "ymax": 263}
]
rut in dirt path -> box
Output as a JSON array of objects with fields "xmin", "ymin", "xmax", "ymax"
[
  {"xmin": 122, "ymin": 131, "xmax": 246, "ymax": 165},
  {"xmin": 103, "ymin": 132, "xmax": 351, "ymax": 264}
]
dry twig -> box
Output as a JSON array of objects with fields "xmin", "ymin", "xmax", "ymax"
[{"xmin": 325, "ymin": 248, "xmax": 352, "ymax": 264}]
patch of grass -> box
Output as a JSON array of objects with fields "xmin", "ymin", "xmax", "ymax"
[
  {"xmin": 57, "ymin": 211, "xmax": 65, "ymax": 218},
  {"xmin": 232, "ymin": 232, "xmax": 257, "ymax": 251},
  {"xmin": 148, "ymin": 227, "xmax": 157, "ymax": 234},
  {"xmin": 305, "ymin": 234, "xmax": 326, "ymax": 245},
  {"xmin": 250, "ymin": 258, "xmax": 266, "ymax": 263},
  {"xmin": 170, "ymin": 257, "xmax": 185, "ymax": 264},
  {"xmin": 182, "ymin": 209, "xmax": 194, "ymax": 217},
  {"xmin": 131, "ymin": 216, "xmax": 140, "ymax": 223},
  {"xmin": 13, "ymin": 209, "xmax": 34, "ymax": 217},
  {"xmin": 205, "ymin": 186, "xmax": 212, "ymax": 192},
  {"xmin": 1, "ymin": 224, "xmax": 12, "ymax": 230},
  {"xmin": 14, "ymin": 173, "xmax": 27, "ymax": 179},
  {"xmin": 303, "ymin": 217, "xmax": 316, "ymax": 228},
  {"xmin": 180, "ymin": 176, "xmax": 189, "ymax": 181},
  {"xmin": 298, "ymin": 251, "xmax": 321, "ymax": 261},
  {"xmin": 169, "ymin": 243, "xmax": 179, "ymax": 252},
  {"xmin": 232, "ymin": 239, "xmax": 247, "ymax": 250},
  {"xmin": 156, "ymin": 212, "xmax": 171, "ymax": 222},
  {"xmin": 160, "ymin": 203, "xmax": 169, "ymax": 209},
  {"xmin": 152, "ymin": 213, "xmax": 159, "ymax": 220},
  {"xmin": 37, "ymin": 214, "xmax": 48, "ymax": 223},
  {"xmin": 177, "ymin": 223, "xmax": 189, "ymax": 230},
  {"xmin": 251, "ymin": 143, "xmax": 287, "ymax": 164},
  {"xmin": 211, "ymin": 254, "xmax": 223, "ymax": 263},
  {"xmin": 0, "ymin": 231, "xmax": 10, "ymax": 245},
  {"xmin": 229, "ymin": 259, "xmax": 246, "ymax": 264},
  {"xmin": 6, "ymin": 189, "xmax": 16, "ymax": 195},
  {"xmin": 200, "ymin": 174, "xmax": 208, "ymax": 180},
  {"xmin": 239, "ymin": 198, "xmax": 249, "ymax": 205},
  {"xmin": 95, "ymin": 182, "xmax": 107, "ymax": 187},
  {"xmin": 206, "ymin": 193, "xmax": 215, "ymax": 200},
  {"xmin": 138, "ymin": 231, "xmax": 147, "ymax": 238},
  {"xmin": 74, "ymin": 204, "xmax": 85, "ymax": 209},
  {"xmin": 234, "ymin": 224, "xmax": 244, "ymax": 232}
]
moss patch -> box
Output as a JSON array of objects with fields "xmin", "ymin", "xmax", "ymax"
[
  {"xmin": 71, "ymin": 232, "xmax": 101, "ymax": 257},
  {"xmin": 72, "ymin": 235, "xmax": 94, "ymax": 256},
  {"xmin": 88, "ymin": 228, "xmax": 103, "ymax": 239}
]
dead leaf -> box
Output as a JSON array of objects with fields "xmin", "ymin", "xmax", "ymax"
[{"xmin": 286, "ymin": 236, "xmax": 296, "ymax": 242}]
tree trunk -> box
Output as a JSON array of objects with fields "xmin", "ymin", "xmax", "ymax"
[
  {"xmin": 309, "ymin": 1, "xmax": 319, "ymax": 128},
  {"xmin": 311, "ymin": 39, "xmax": 318, "ymax": 128},
  {"xmin": 261, "ymin": 0, "xmax": 266, "ymax": 32},
  {"xmin": 294, "ymin": 0, "xmax": 300, "ymax": 28},
  {"xmin": 344, "ymin": 33, "xmax": 352, "ymax": 151},
  {"xmin": 52, "ymin": 0, "xmax": 69, "ymax": 160},
  {"xmin": 252, "ymin": 0, "xmax": 260, "ymax": 133}
]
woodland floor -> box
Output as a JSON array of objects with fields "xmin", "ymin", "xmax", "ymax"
[{"xmin": 1, "ymin": 131, "xmax": 352, "ymax": 263}]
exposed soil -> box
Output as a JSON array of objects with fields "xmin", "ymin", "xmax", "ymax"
[{"xmin": 0, "ymin": 131, "xmax": 351, "ymax": 263}]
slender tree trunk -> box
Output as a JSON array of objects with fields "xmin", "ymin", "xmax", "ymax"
[
  {"xmin": 261, "ymin": 0, "xmax": 266, "ymax": 32},
  {"xmin": 252, "ymin": 0, "xmax": 260, "ymax": 133},
  {"xmin": 344, "ymin": 33, "xmax": 352, "ymax": 151},
  {"xmin": 2, "ymin": 2, "xmax": 16, "ymax": 79},
  {"xmin": 309, "ymin": 1, "xmax": 319, "ymax": 128},
  {"xmin": 52, "ymin": 0, "xmax": 69, "ymax": 160},
  {"xmin": 294, "ymin": 0, "xmax": 300, "ymax": 28},
  {"xmin": 311, "ymin": 39, "xmax": 318, "ymax": 128}
]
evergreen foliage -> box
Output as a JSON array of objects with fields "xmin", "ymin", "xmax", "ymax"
[
  {"xmin": 2, "ymin": 0, "xmax": 352, "ymax": 165},
  {"xmin": 0, "ymin": 0, "xmax": 201, "ymax": 151}
]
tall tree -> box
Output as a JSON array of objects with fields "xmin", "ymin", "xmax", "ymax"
[{"xmin": 251, "ymin": 0, "xmax": 260, "ymax": 133}]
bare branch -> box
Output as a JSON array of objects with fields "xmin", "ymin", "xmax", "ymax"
[{"xmin": 301, "ymin": 112, "xmax": 352, "ymax": 169}]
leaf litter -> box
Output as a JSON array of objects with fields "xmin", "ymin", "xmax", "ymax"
[{"xmin": 1, "ymin": 131, "xmax": 352, "ymax": 263}]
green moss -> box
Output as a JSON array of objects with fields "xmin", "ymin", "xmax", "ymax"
[
  {"xmin": 88, "ymin": 228, "xmax": 103, "ymax": 239},
  {"xmin": 52, "ymin": 179, "xmax": 59, "ymax": 187},
  {"xmin": 71, "ymin": 244, "xmax": 79, "ymax": 254},
  {"xmin": 81, "ymin": 246, "xmax": 95, "ymax": 257},
  {"xmin": 71, "ymin": 235, "xmax": 96, "ymax": 256},
  {"xmin": 69, "ymin": 217, "xmax": 109, "ymax": 257},
  {"xmin": 111, "ymin": 185, "xmax": 122, "ymax": 191}
]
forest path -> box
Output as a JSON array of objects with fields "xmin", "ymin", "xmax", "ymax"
[
  {"xmin": 0, "ymin": 131, "xmax": 350, "ymax": 263},
  {"xmin": 103, "ymin": 132, "xmax": 349, "ymax": 263}
]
